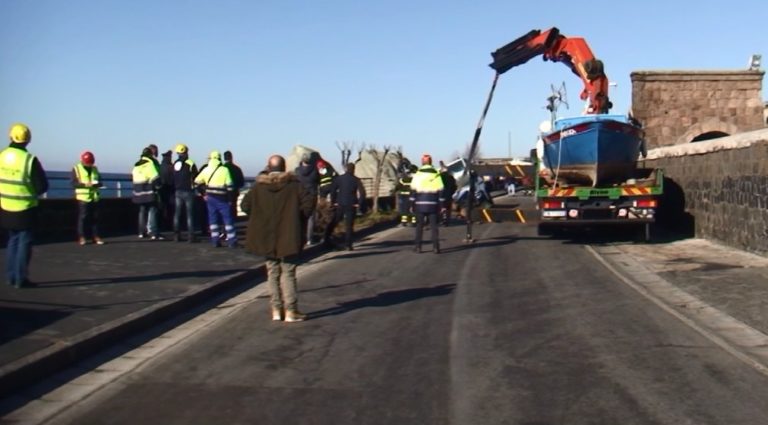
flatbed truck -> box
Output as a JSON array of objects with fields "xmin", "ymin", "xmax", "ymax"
[{"xmin": 535, "ymin": 163, "xmax": 664, "ymax": 242}]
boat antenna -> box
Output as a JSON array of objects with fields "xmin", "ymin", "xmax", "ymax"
[{"xmin": 545, "ymin": 82, "xmax": 568, "ymax": 126}]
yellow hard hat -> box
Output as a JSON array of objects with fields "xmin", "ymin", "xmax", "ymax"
[
  {"xmin": 9, "ymin": 123, "xmax": 31, "ymax": 144},
  {"xmin": 175, "ymin": 143, "xmax": 188, "ymax": 154},
  {"xmin": 209, "ymin": 150, "xmax": 221, "ymax": 160}
]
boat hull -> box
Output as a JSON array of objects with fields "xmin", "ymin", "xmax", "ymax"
[{"xmin": 541, "ymin": 116, "xmax": 643, "ymax": 186}]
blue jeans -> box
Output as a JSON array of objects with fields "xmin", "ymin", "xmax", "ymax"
[
  {"xmin": 6, "ymin": 229, "xmax": 33, "ymax": 286},
  {"xmin": 138, "ymin": 203, "xmax": 158, "ymax": 236},
  {"xmin": 173, "ymin": 191, "xmax": 195, "ymax": 234},
  {"xmin": 206, "ymin": 196, "xmax": 236, "ymax": 247}
]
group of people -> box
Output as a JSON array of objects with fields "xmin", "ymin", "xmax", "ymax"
[
  {"xmin": 0, "ymin": 121, "xmax": 449, "ymax": 328},
  {"xmin": 0, "ymin": 122, "xmax": 253, "ymax": 289},
  {"xmin": 77, "ymin": 143, "xmax": 246, "ymax": 247},
  {"xmin": 395, "ymin": 156, "xmax": 458, "ymax": 232},
  {"xmin": 241, "ymin": 151, "xmax": 453, "ymax": 323}
]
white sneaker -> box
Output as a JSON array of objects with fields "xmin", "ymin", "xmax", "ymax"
[
  {"xmin": 285, "ymin": 310, "xmax": 307, "ymax": 322},
  {"xmin": 271, "ymin": 308, "xmax": 283, "ymax": 321}
]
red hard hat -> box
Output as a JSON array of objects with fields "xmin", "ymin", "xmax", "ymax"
[
  {"xmin": 421, "ymin": 154, "xmax": 432, "ymax": 165},
  {"xmin": 80, "ymin": 151, "xmax": 95, "ymax": 166},
  {"xmin": 316, "ymin": 159, "xmax": 327, "ymax": 169}
]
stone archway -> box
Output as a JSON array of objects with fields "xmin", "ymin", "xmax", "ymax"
[
  {"xmin": 675, "ymin": 118, "xmax": 740, "ymax": 144},
  {"xmin": 630, "ymin": 70, "xmax": 765, "ymax": 149}
]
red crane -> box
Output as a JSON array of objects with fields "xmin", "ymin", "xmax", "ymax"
[{"xmin": 489, "ymin": 27, "xmax": 613, "ymax": 114}]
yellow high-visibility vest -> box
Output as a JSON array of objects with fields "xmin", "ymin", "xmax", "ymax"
[
  {"xmin": 195, "ymin": 160, "xmax": 232, "ymax": 196},
  {"xmin": 0, "ymin": 147, "xmax": 38, "ymax": 212},
  {"xmin": 74, "ymin": 163, "xmax": 101, "ymax": 203}
]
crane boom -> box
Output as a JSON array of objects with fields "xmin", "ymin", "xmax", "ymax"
[{"xmin": 489, "ymin": 27, "xmax": 612, "ymax": 114}]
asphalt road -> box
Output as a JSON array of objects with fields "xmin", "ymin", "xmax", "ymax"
[{"xmin": 26, "ymin": 221, "xmax": 768, "ymax": 425}]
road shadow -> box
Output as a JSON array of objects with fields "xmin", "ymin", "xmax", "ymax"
[
  {"xmin": 35, "ymin": 269, "xmax": 248, "ymax": 287},
  {"xmin": 0, "ymin": 307, "xmax": 71, "ymax": 346},
  {"xmin": 309, "ymin": 283, "xmax": 456, "ymax": 319},
  {"xmin": 300, "ymin": 278, "xmax": 376, "ymax": 294}
]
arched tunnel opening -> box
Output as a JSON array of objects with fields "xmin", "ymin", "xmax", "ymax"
[{"xmin": 690, "ymin": 131, "xmax": 729, "ymax": 142}]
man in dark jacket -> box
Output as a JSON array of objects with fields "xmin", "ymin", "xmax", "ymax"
[
  {"xmin": 323, "ymin": 162, "xmax": 367, "ymax": 251},
  {"xmin": 223, "ymin": 150, "xmax": 245, "ymax": 220},
  {"xmin": 294, "ymin": 152, "xmax": 319, "ymax": 245},
  {"xmin": 172, "ymin": 144, "xmax": 198, "ymax": 242},
  {"xmin": 1, "ymin": 123, "xmax": 48, "ymax": 288},
  {"xmin": 242, "ymin": 155, "xmax": 314, "ymax": 323},
  {"xmin": 439, "ymin": 164, "xmax": 458, "ymax": 226},
  {"xmin": 159, "ymin": 150, "xmax": 175, "ymax": 231}
]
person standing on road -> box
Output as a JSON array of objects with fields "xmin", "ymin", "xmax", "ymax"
[
  {"xmin": 316, "ymin": 159, "xmax": 336, "ymax": 201},
  {"xmin": 242, "ymin": 154, "xmax": 314, "ymax": 322},
  {"xmin": 0, "ymin": 123, "xmax": 48, "ymax": 288},
  {"xmin": 394, "ymin": 163, "xmax": 416, "ymax": 226},
  {"xmin": 223, "ymin": 150, "xmax": 245, "ymax": 220},
  {"xmin": 295, "ymin": 152, "xmax": 319, "ymax": 245},
  {"xmin": 172, "ymin": 143, "xmax": 198, "ymax": 243},
  {"xmin": 158, "ymin": 150, "xmax": 175, "ymax": 232},
  {"xmin": 71, "ymin": 151, "xmax": 105, "ymax": 245},
  {"xmin": 195, "ymin": 150, "xmax": 236, "ymax": 248},
  {"xmin": 323, "ymin": 162, "xmax": 366, "ymax": 251},
  {"xmin": 410, "ymin": 154, "xmax": 444, "ymax": 254},
  {"xmin": 439, "ymin": 163, "xmax": 457, "ymax": 226},
  {"xmin": 132, "ymin": 147, "xmax": 163, "ymax": 240}
]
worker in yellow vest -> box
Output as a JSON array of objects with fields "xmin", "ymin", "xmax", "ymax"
[
  {"xmin": 132, "ymin": 147, "xmax": 163, "ymax": 240},
  {"xmin": 0, "ymin": 123, "xmax": 49, "ymax": 288},
  {"xmin": 194, "ymin": 151, "xmax": 236, "ymax": 247},
  {"xmin": 72, "ymin": 151, "xmax": 104, "ymax": 245},
  {"xmin": 409, "ymin": 154, "xmax": 445, "ymax": 254}
]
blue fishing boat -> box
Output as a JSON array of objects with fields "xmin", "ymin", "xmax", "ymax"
[{"xmin": 539, "ymin": 114, "xmax": 644, "ymax": 187}]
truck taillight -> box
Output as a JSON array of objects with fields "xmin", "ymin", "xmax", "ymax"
[
  {"xmin": 635, "ymin": 199, "xmax": 658, "ymax": 208},
  {"xmin": 541, "ymin": 201, "xmax": 564, "ymax": 209}
]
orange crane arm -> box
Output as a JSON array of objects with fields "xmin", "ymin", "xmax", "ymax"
[{"xmin": 489, "ymin": 28, "xmax": 612, "ymax": 114}]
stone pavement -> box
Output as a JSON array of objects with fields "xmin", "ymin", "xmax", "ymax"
[{"xmin": 597, "ymin": 238, "xmax": 768, "ymax": 334}]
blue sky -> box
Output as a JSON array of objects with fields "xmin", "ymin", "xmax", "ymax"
[{"xmin": 1, "ymin": 0, "xmax": 766, "ymax": 174}]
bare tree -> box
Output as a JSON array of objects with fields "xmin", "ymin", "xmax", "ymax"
[
  {"xmin": 335, "ymin": 140, "xmax": 354, "ymax": 167},
  {"xmin": 367, "ymin": 144, "xmax": 392, "ymax": 214},
  {"xmin": 356, "ymin": 142, "xmax": 366, "ymax": 163}
]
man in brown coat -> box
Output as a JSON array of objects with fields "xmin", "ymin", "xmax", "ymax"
[{"xmin": 242, "ymin": 155, "xmax": 315, "ymax": 322}]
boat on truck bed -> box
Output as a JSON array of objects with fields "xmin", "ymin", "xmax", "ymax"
[{"xmin": 541, "ymin": 114, "xmax": 644, "ymax": 187}]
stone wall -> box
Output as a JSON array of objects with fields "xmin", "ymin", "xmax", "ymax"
[
  {"xmin": 641, "ymin": 129, "xmax": 768, "ymax": 254},
  {"xmin": 631, "ymin": 70, "xmax": 765, "ymax": 149}
]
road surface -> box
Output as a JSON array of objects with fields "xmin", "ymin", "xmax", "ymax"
[{"xmin": 14, "ymin": 220, "xmax": 768, "ymax": 425}]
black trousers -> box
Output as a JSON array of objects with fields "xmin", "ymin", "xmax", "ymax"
[
  {"xmin": 414, "ymin": 212, "xmax": 439, "ymax": 250},
  {"xmin": 324, "ymin": 205, "xmax": 356, "ymax": 248},
  {"xmin": 77, "ymin": 201, "xmax": 100, "ymax": 239}
]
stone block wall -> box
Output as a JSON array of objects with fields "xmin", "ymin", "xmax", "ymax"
[
  {"xmin": 641, "ymin": 129, "xmax": 768, "ymax": 254},
  {"xmin": 631, "ymin": 70, "xmax": 765, "ymax": 149}
]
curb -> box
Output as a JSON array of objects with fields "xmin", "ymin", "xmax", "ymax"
[{"xmin": 0, "ymin": 266, "xmax": 265, "ymax": 399}]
